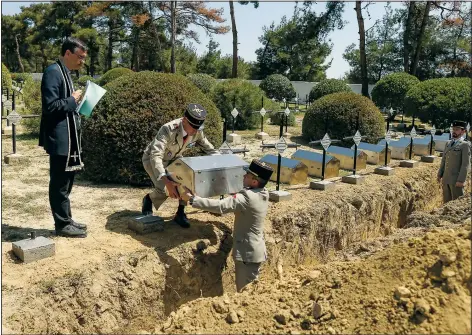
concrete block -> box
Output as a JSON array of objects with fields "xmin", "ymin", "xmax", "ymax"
[
  {"xmin": 227, "ymin": 133, "xmax": 241, "ymax": 145},
  {"xmin": 421, "ymin": 155, "xmax": 436, "ymax": 163},
  {"xmin": 400, "ymin": 160, "xmax": 419, "ymax": 168},
  {"xmin": 4, "ymin": 153, "xmax": 24, "ymax": 164},
  {"xmin": 255, "ymin": 132, "xmax": 269, "ymax": 140},
  {"xmin": 269, "ymin": 190, "xmax": 292, "ymax": 202},
  {"xmin": 341, "ymin": 174, "xmax": 365, "ymax": 185},
  {"xmin": 2, "ymin": 126, "xmax": 12, "ymax": 135},
  {"xmin": 374, "ymin": 166, "xmax": 395, "ymax": 176},
  {"xmin": 12, "ymin": 236, "xmax": 55, "ymax": 263},
  {"xmin": 129, "ymin": 215, "xmax": 164, "ymax": 234},
  {"xmin": 310, "ymin": 180, "xmax": 336, "ymax": 191}
]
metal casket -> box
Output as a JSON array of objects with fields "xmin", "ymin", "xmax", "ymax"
[
  {"xmin": 398, "ymin": 136, "xmax": 435, "ymax": 156},
  {"xmin": 378, "ymin": 139, "xmax": 410, "ymax": 160},
  {"xmin": 259, "ymin": 154, "xmax": 308, "ymax": 185},
  {"xmin": 433, "ymin": 134, "xmax": 450, "ymax": 152},
  {"xmin": 326, "ymin": 146, "xmax": 367, "ymax": 171},
  {"xmin": 166, "ymin": 155, "xmax": 249, "ymax": 198},
  {"xmin": 352, "ymin": 142, "xmax": 391, "ymax": 165},
  {"xmin": 291, "ymin": 149, "xmax": 340, "ymax": 179}
]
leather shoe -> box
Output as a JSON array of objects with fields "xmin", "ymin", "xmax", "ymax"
[
  {"xmin": 174, "ymin": 212, "xmax": 190, "ymax": 228},
  {"xmin": 56, "ymin": 224, "xmax": 87, "ymax": 238},
  {"xmin": 71, "ymin": 220, "xmax": 87, "ymax": 231},
  {"xmin": 142, "ymin": 194, "xmax": 153, "ymax": 216}
]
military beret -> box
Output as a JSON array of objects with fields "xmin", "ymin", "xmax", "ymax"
[
  {"xmin": 185, "ymin": 103, "xmax": 207, "ymax": 129},
  {"xmin": 452, "ymin": 120, "xmax": 467, "ymax": 129},
  {"xmin": 244, "ymin": 159, "xmax": 274, "ymax": 181}
]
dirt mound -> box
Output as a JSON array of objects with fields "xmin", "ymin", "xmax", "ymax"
[{"xmin": 160, "ymin": 223, "xmax": 471, "ymax": 334}]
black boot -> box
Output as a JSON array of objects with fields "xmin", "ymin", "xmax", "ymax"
[
  {"xmin": 174, "ymin": 205, "xmax": 190, "ymax": 228},
  {"xmin": 142, "ymin": 194, "xmax": 153, "ymax": 216}
]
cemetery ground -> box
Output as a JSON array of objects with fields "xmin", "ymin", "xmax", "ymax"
[{"xmin": 1, "ymin": 116, "xmax": 471, "ymax": 334}]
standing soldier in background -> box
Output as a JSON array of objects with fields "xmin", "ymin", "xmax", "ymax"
[
  {"xmin": 141, "ymin": 104, "xmax": 220, "ymax": 228},
  {"xmin": 437, "ymin": 120, "xmax": 471, "ymax": 203}
]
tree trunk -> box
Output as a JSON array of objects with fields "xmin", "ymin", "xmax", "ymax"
[
  {"xmin": 451, "ymin": 17, "xmax": 465, "ymax": 77},
  {"xmin": 410, "ymin": 1, "xmax": 431, "ymax": 76},
  {"xmin": 170, "ymin": 1, "xmax": 177, "ymax": 73},
  {"xmin": 14, "ymin": 34, "xmax": 24, "ymax": 73},
  {"xmin": 403, "ymin": 2, "xmax": 415, "ymax": 72},
  {"xmin": 41, "ymin": 46, "xmax": 48, "ymax": 72},
  {"xmin": 355, "ymin": 1, "xmax": 369, "ymax": 98},
  {"xmin": 229, "ymin": 1, "xmax": 238, "ymax": 78},
  {"xmin": 107, "ymin": 20, "xmax": 114, "ymax": 71},
  {"xmin": 131, "ymin": 28, "xmax": 139, "ymax": 70}
]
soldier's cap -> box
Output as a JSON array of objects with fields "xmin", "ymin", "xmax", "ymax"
[
  {"xmin": 185, "ymin": 103, "xmax": 207, "ymax": 129},
  {"xmin": 243, "ymin": 159, "xmax": 274, "ymax": 181},
  {"xmin": 452, "ymin": 120, "xmax": 467, "ymax": 129}
]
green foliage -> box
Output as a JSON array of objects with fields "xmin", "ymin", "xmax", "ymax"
[
  {"xmin": 404, "ymin": 77, "xmax": 472, "ymax": 129},
  {"xmin": 259, "ymin": 74, "xmax": 296, "ymax": 101},
  {"xmin": 11, "ymin": 73, "xmax": 32, "ymax": 83},
  {"xmin": 371, "ymin": 72, "xmax": 420, "ymax": 111},
  {"xmin": 269, "ymin": 110, "xmax": 296, "ymax": 127},
  {"xmin": 98, "ymin": 67, "xmax": 133, "ymax": 86},
  {"xmin": 2, "ymin": 63, "xmax": 12, "ymax": 90},
  {"xmin": 186, "ymin": 73, "xmax": 216, "ymax": 94},
  {"xmin": 309, "ymin": 79, "xmax": 352, "ymax": 102},
  {"xmin": 77, "ymin": 75, "xmax": 95, "ymax": 88},
  {"xmin": 302, "ymin": 92, "xmax": 384, "ymax": 144},
  {"xmin": 210, "ymin": 79, "xmax": 278, "ymax": 130},
  {"xmin": 81, "ymin": 72, "xmax": 222, "ymax": 185},
  {"xmin": 21, "ymin": 76, "xmax": 42, "ymax": 134}
]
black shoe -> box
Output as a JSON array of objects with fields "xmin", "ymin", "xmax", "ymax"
[
  {"xmin": 56, "ymin": 224, "xmax": 87, "ymax": 238},
  {"xmin": 71, "ymin": 220, "xmax": 87, "ymax": 231},
  {"xmin": 142, "ymin": 194, "xmax": 153, "ymax": 216},
  {"xmin": 174, "ymin": 212, "xmax": 190, "ymax": 228}
]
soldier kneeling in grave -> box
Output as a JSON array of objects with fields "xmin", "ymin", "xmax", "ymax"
[{"xmin": 141, "ymin": 104, "xmax": 220, "ymax": 228}]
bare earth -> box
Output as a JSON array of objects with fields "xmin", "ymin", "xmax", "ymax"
[{"xmin": 1, "ymin": 122, "xmax": 471, "ymax": 334}]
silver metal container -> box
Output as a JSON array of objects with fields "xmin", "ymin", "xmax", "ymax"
[
  {"xmin": 166, "ymin": 155, "xmax": 249, "ymax": 197},
  {"xmin": 352, "ymin": 142, "xmax": 391, "ymax": 165},
  {"xmin": 326, "ymin": 146, "xmax": 367, "ymax": 171},
  {"xmin": 291, "ymin": 149, "xmax": 340, "ymax": 179},
  {"xmin": 378, "ymin": 139, "xmax": 410, "ymax": 160},
  {"xmin": 259, "ymin": 154, "xmax": 308, "ymax": 185},
  {"xmin": 433, "ymin": 134, "xmax": 450, "ymax": 152},
  {"xmin": 398, "ymin": 136, "xmax": 435, "ymax": 156}
]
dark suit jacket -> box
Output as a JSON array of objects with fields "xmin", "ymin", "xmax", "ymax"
[{"xmin": 39, "ymin": 61, "xmax": 80, "ymax": 156}]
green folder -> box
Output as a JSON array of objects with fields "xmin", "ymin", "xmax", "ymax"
[{"xmin": 76, "ymin": 81, "xmax": 107, "ymax": 118}]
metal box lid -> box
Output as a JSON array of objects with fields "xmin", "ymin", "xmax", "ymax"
[
  {"xmin": 260, "ymin": 154, "xmax": 303, "ymax": 169},
  {"xmin": 292, "ymin": 149, "xmax": 335, "ymax": 163},
  {"xmin": 327, "ymin": 145, "xmax": 364, "ymax": 158},
  {"xmin": 434, "ymin": 134, "xmax": 450, "ymax": 142},
  {"xmin": 175, "ymin": 154, "xmax": 249, "ymax": 172},
  {"xmin": 353, "ymin": 142, "xmax": 384, "ymax": 153},
  {"xmin": 378, "ymin": 139, "xmax": 410, "ymax": 148},
  {"xmin": 401, "ymin": 136, "xmax": 432, "ymax": 145}
]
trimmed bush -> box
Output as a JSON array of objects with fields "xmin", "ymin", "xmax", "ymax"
[
  {"xmin": 21, "ymin": 76, "xmax": 42, "ymax": 135},
  {"xmin": 269, "ymin": 110, "xmax": 296, "ymax": 127},
  {"xmin": 77, "ymin": 75, "xmax": 95, "ymax": 88},
  {"xmin": 2, "ymin": 63, "xmax": 12, "ymax": 90},
  {"xmin": 405, "ymin": 77, "xmax": 472, "ymax": 129},
  {"xmin": 98, "ymin": 67, "xmax": 133, "ymax": 86},
  {"xmin": 259, "ymin": 74, "xmax": 296, "ymax": 101},
  {"xmin": 302, "ymin": 92, "xmax": 384, "ymax": 144},
  {"xmin": 186, "ymin": 73, "xmax": 216, "ymax": 94},
  {"xmin": 82, "ymin": 72, "xmax": 222, "ymax": 185},
  {"xmin": 210, "ymin": 79, "xmax": 278, "ymax": 130},
  {"xmin": 309, "ymin": 79, "xmax": 352, "ymax": 102},
  {"xmin": 371, "ymin": 72, "xmax": 419, "ymax": 111}
]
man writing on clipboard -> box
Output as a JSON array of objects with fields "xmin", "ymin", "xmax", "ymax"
[{"xmin": 39, "ymin": 37, "xmax": 88, "ymax": 238}]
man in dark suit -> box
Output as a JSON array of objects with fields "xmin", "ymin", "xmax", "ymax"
[{"xmin": 39, "ymin": 37, "xmax": 88, "ymax": 237}]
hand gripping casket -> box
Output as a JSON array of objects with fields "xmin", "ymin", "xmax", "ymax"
[{"xmin": 166, "ymin": 155, "xmax": 249, "ymax": 197}]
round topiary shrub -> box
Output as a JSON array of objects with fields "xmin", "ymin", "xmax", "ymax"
[
  {"xmin": 77, "ymin": 75, "xmax": 95, "ymax": 88},
  {"xmin": 210, "ymin": 79, "xmax": 278, "ymax": 130},
  {"xmin": 259, "ymin": 74, "xmax": 296, "ymax": 101},
  {"xmin": 98, "ymin": 67, "xmax": 133, "ymax": 86},
  {"xmin": 405, "ymin": 77, "xmax": 472, "ymax": 129},
  {"xmin": 21, "ymin": 76, "xmax": 42, "ymax": 135},
  {"xmin": 309, "ymin": 79, "xmax": 352, "ymax": 102},
  {"xmin": 186, "ymin": 73, "xmax": 216, "ymax": 94},
  {"xmin": 302, "ymin": 92, "xmax": 384, "ymax": 144},
  {"xmin": 371, "ymin": 72, "xmax": 419, "ymax": 111},
  {"xmin": 2, "ymin": 63, "xmax": 12, "ymax": 90},
  {"xmin": 81, "ymin": 72, "xmax": 222, "ymax": 185},
  {"xmin": 269, "ymin": 109, "xmax": 296, "ymax": 127}
]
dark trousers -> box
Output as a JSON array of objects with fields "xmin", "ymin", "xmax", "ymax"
[{"xmin": 49, "ymin": 155, "xmax": 75, "ymax": 229}]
